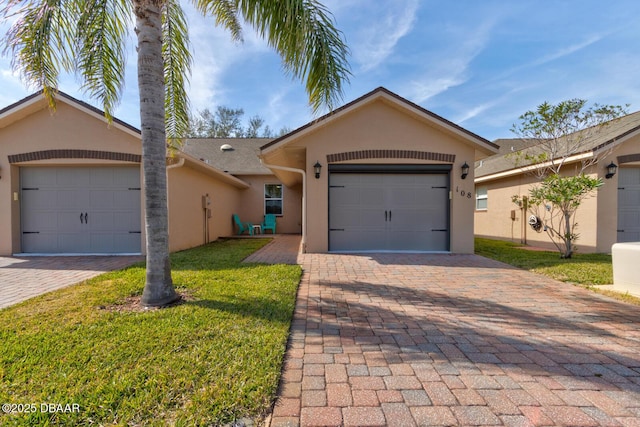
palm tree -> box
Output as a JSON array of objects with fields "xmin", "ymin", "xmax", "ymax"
[{"xmin": 2, "ymin": 0, "xmax": 349, "ymax": 306}]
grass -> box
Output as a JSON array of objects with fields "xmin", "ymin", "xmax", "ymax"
[
  {"xmin": 475, "ymin": 237, "xmax": 613, "ymax": 285},
  {"xmin": 0, "ymin": 239, "xmax": 302, "ymax": 426},
  {"xmin": 475, "ymin": 237, "xmax": 640, "ymax": 306}
]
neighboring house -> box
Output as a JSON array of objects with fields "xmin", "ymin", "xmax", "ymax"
[
  {"xmin": 0, "ymin": 87, "xmax": 498, "ymax": 256},
  {"xmin": 474, "ymin": 111, "xmax": 640, "ymax": 253}
]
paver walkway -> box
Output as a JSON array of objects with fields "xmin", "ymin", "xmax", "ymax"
[
  {"xmin": 251, "ymin": 241, "xmax": 640, "ymax": 426},
  {"xmin": 0, "ymin": 255, "xmax": 143, "ymax": 309}
]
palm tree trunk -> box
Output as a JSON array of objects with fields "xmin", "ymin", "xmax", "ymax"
[{"xmin": 135, "ymin": 0, "xmax": 178, "ymax": 307}]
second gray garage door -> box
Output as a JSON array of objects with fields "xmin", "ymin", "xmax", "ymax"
[
  {"xmin": 329, "ymin": 166, "xmax": 450, "ymax": 252},
  {"xmin": 20, "ymin": 166, "xmax": 142, "ymax": 254},
  {"xmin": 618, "ymin": 167, "xmax": 640, "ymax": 242}
]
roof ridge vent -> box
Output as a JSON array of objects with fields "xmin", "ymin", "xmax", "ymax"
[{"xmin": 220, "ymin": 143, "xmax": 234, "ymax": 151}]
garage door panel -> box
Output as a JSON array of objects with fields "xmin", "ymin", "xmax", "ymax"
[
  {"xmin": 21, "ymin": 166, "xmax": 141, "ymax": 253},
  {"xmin": 22, "ymin": 189, "xmax": 56, "ymax": 209},
  {"xmin": 114, "ymin": 211, "xmax": 141, "ymax": 230},
  {"xmin": 114, "ymin": 190, "xmax": 140, "ymax": 209},
  {"xmin": 114, "ymin": 167, "xmax": 140, "ymax": 186},
  {"xmin": 388, "ymin": 188, "xmax": 416, "ymax": 206},
  {"xmin": 56, "ymin": 168, "xmax": 89, "ymax": 187},
  {"xmin": 619, "ymin": 189, "xmax": 640, "ymax": 207},
  {"xmin": 22, "ymin": 233, "xmax": 57, "ymax": 253},
  {"xmin": 389, "ymin": 230, "xmax": 448, "ymax": 251},
  {"xmin": 619, "ymin": 168, "xmax": 640, "ymax": 185},
  {"xmin": 89, "ymin": 168, "xmax": 115, "ymax": 187},
  {"xmin": 58, "ymin": 233, "xmax": 91, "ymax": 253},
  {"xmin": 90, "ymin": 189, "xmax": 112, "ymax": 206},
  {"xmin": 57, "ymin": 211, "xmax": 84, "ymax": 232},
  {"xmin": 60, "ymin": 189, "xmax": 91, "ymax": 208},
  {"xmin": 329, "ymin": 230, "xmax": 386, "ymax": 252},
  {"xmin": 329, "ymin": 171, "xmax": 449, "ymax": 252}
]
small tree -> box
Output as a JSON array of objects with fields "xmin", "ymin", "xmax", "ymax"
[{"xmin": 511, "ymin": 99, "xmax": 627, "ymax": 258}]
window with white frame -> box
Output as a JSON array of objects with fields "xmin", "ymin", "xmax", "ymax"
[
  {"xmin": 265, "ymin": 184, "xmax": 283, "ymax": 216},
  {"xmin": 476, "ymin": 186, "xmax": 488, "ymax": 210}
]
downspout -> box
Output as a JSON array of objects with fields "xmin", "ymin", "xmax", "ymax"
[
  {"xmin": 166, "ymin": 157, "xmax": 185, "ymax": 170},
  {"xmin": 260, "ymin": 160, "xmax": 307, "ymax": 253}
]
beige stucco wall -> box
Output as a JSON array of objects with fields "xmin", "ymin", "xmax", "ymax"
[
  {"xmin": 0, "ymin": 101, "xmax": 144, "ymax": 255},
  {"xmin": 474, "ymin": 171, "xmax": 600, "ymax": 253},
  {"xmin": 167, "ymin": 165, "xmax": 243, "ymax": 251},
  {"xmin": 234, "ymin": 175, "xmax": 302, "ymax": 234},
  {"xmin": 293, "ymin": 100, "xmax": 478, "ymax": 253},
  {"xmin": 475, "ymin": 133, "xmax": 640, "ymax": 253}
]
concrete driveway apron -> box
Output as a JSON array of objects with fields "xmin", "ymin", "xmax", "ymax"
[
  {"xmin": 270, "ymin": 253, "xmax": 640, "ymax": 427},
  {"xmin": 0, "ymin": 256, "xmax": 143, "ymax": 310}
]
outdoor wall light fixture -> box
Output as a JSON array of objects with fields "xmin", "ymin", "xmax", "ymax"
[
  {"xmin": 605, "ymin": 161, "xmax": 618, "ymax": 179},
  {"xmin": 461, "ymin": 162, "xmax": 470, "ymax": 180},
  {"xmin": 314, "ymin": 161, "xmax": 322, "ymax": 179}
]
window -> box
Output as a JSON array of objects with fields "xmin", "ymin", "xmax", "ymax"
[
  {"xmin": 476, "ymin": 186, "xmax": 488, "ymax": 210},
  {"xmin": 265, "ymin": 184, "xmax": 283, "ymax": 215}
]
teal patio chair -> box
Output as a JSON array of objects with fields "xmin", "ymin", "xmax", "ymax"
[
  {"xmin": 261, "ymin": 214, "xmax": 277, "ymax": 234},
  {"xmin": 233, "ymin": 214, "xmax": 253, "ymax": 235}
]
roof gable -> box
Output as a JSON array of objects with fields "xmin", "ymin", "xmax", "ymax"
[
  {"xmin": 261, "ymin": 87, "xmax": 498, "ymax": 156},
  {"xmin": 0, "ymin": 90, "xmax": 141, "ymax": 138}
]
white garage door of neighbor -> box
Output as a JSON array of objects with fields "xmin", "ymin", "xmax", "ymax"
[
  {"xmin": 329, "ymin": 171, "xmax": 450, "ymax": 252},
  {"xmin": 21, "ymin": 166, "xmax": 142, "ymax": 254},
  {"xmin": 618, "ymin": 167, "xmax": 640, "ymax": 242}
]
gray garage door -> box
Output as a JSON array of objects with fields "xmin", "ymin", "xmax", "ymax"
[
  {"xmin": 329, "ymin": 167, "xmax": 450, "ymax": 252},
  {"xmin": 21, "ymin": 166, "xmax": 141, "ymax": 254},
  {"xmin": 618, "ymin": 167, "xmax": 640, "ymax": 242}
]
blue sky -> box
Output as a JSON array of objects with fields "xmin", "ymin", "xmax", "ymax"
[{"xmin": 2, "ymin": 0, "xmax": 640, "ymax": 140}]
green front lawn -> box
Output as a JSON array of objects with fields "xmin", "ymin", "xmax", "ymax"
[
  {"xmin": 474, "ymin": 237, "xmax": 613, "ymax": 285},
  {"xmin": 0, "ymin": 239, "xmax": 301, "ymax": 426}
]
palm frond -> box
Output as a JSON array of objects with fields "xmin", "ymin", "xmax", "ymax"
[
  {"xmin": 73, "ymin": 0, "xmax": 130, "ymax": 120},
  {"xmin": 193, "ymin": 0, "xmax": 243, "ymax": 42},
  {"xmin": 2, "ymin": 0, "xmax": 75, "ymax": 108},
  {"xmin": 235, "ymin": 0, "xmax": 350, "ymax": 113},
  {"xmin": 163, "ymin": 0, "xmax": 192, "ymax": 142}
]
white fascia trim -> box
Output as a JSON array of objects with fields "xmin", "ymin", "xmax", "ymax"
[{"xmin": 0, "ymin": 95, "xmax": 42, "ymax": 122}]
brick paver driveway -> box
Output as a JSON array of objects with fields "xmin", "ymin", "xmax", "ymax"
[
  {"xmin": 271, "ymin": 253, "xmax": 640, "ymax": 426},
  {"xmin": 0, "ymin": 256, "xmax": 143, "ymax": 310}
]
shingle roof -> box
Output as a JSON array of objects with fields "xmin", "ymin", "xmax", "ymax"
[
  {"xmin": 180, "ymin": 138, "xmax": 273, "ymax": 175},
  {"xmin": 475, "ymin": 111, "xmax": 640, "ymax": 178}
]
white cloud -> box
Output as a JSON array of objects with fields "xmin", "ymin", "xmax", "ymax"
[
  {"xmin": 349, "ymin": 0, "xmax": 419, "ymax": 72},
  {"xmin": 410, "ymin": 76, "xmax": 467, "ymax": 105},
  {"xmin": 406, "ymin": 18, "xmax": 496, "ymax": 104},
  {"xmin": 185, "ymin": 4, "xmax": 273, "ymax": 111}
]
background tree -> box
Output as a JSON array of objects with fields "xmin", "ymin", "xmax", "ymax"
[
  {"xmin": 188, "ymin": 106, "xmax": 283, "ymax": 137},
  {"xmin": 511, "ymin": 99, "xmax": 627, "ymax": 258},
  {"xmin": 2, "ymin": 0, "xmax": 350, "ymax": 306}
]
